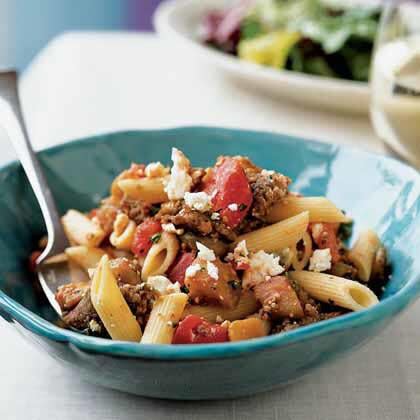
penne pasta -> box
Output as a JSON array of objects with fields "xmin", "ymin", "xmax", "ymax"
[
  {"xmin": 266, "ymin": 196, "xmax": 352, "ymax": 224},
  {"xmin": 289, "ymin": 270, "xmax": 379, "ymax": 311},
  {"xmin": 235, "ymin": 211, "xmax": 309, "ymax": 253},
  {"xmin": 117, "ymin": 177, "xmax": 168, "ymax": 203},
  {"xmin": 182, "ymin": 292, "xmax": 259, "ymax": 323},
  {"xmin": 141, "ymin": 293, "xmax": 188, "ymax": 344},
  {"xmin": 109, "ymin": 213, "xmax": 136, "ymax": 251},
  {"xmin": 111, "ymin": 177, "xmax": 124, "ymax": 199},
  {"xmin": 228, "ymin": 317, "xmax": 271, "ymax": 342},
  {"xmin": 62, "ymin": 209, "xmax": 106, "ymax": 247},
  {"xmin": 91, "ymin": 255, "xmax": 142, "ymax": 342},
  {"xmin": 348, "ymin": 229, "xmax": 381, "ymax": 282},
  {"xmin": 65, "ymin": 246, "xmax": 106, "ymax": 270},
  {"xmin": 291, "ymin": 231, "xmax": 313, "ymax": 271},
  {"xmin": 141, "ymin": 232, "xmax": 179, "ymax": 280}
]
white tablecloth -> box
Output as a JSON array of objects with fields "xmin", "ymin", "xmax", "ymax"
[{"xmin": 1, "ymin": 32, "xmax": 419, "ymax": 420}]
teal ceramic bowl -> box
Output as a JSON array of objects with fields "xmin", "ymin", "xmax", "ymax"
[{"xmin": 0, "ymin": 127, "xmax": 419, "ymax": 400}]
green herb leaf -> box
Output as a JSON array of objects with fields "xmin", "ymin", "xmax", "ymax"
[
  {"xmin": 150, "ymin": 233, "xmax": 162, "ymax": 244},
  {"xmin": 149, "ymin": 205, "xmax": 160, "ymax": 216},
  {"xmin": 228, "ymin": 280, "xmax": 241, "ymax": 290},
  {"xmin": 238, "ymin": 203, "xmax": 247, "ymax": 212},
  {"xmin": 181, "ymin": 285, "xmax": 190, "ymax": 294}
]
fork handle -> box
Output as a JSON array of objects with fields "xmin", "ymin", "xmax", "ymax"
[{"xmin": 0, "ymin": 71, "xmax": 67, "ymax": 256}]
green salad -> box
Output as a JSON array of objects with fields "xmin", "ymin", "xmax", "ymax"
[{"xmin": 201, "ymin": 0, "xmax": 381, "ymax": 82}]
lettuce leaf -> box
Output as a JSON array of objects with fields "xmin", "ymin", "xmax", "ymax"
[{"xmin": 250, "ymin": 0, "xmax": 380, "ymax": 54}]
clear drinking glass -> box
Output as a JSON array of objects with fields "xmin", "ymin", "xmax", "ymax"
[{"xmin": 370, "ymin": 0, "xmax": 420, "ymax": 168}]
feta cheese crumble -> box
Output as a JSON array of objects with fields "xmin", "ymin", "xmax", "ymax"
[
  {"xmin": 226, "ymin": 240, "xmax": 249, "ymax": 265},
  {"xmin": 164, "ymin": 148, "xmax": 193, "ymax": 200},
  {"xmin": 261, "ymin": 169, "xmax": 275, "ymax": 176},
  {"xmin": 185, "ymin": 263, "xmax": 201, "ymax": 278},
  {"xmin": 211, "ymin": 212, "xmax": 220, "ymax": 220},
  {"xmin": 196, "ymin": 242, "xmax": 216, "ymax": 261},
  {"xmin": 309, "ymin": 248, "xmax": 332, "ymax": 272},
  {"xmin": 147, "ymin": 275, "xmax": 181, "ymax": 295},
  {"xmin": 89, "ymin": 319, "xmax": 102, "ymax": 333},
  {"xmin": 235, "ymin": 240, "xmax": 249, "ymax": 257},
  {"xmin": 184, "ymin": 191, "xmax": 212, "ymax": 212},
  {"xmin": 170, "ymin": 282, "xmax": 181, "ymax": 294},
  {"xmin": 145, "ymin": 162, "xmax": 169, "ymax": 178},
  {"xmin": 206, "ymin": 261, "xmax": 219, "ymax": 280},
  {"xmin": 162, "ymin": 223, "xmax": 184, "ymax": 235},
  {"xmin": 249, "ymin": 250, "xmax": 284, "ymax": 277},
  {"xmin": 227, "ymin": 203, "xmax": 238, "ymax": 211}
]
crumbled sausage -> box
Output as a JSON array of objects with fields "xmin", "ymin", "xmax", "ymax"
[
  {"xmin": 62, "ymin": 288, "xmax": 101, "ymax": 333},
  {"xmin": 160, "ymin": 205, "xmax": 237, "ymax": 241},
  {"xmin": 232, "ymin": 156, "xmax": 291, "ymax": 219},
  {"xmin": 91, "ymin": 202, "xmax": 118, "ymax": 235},
  {"xmin": 249, "ymin": 172, "xmax": 290, "ymax": 219},
  {"xmin": 56, "ymin": 282, "xmax": 89, "ymax": 311},
  {"xmin": 58, "ymin": 282, "xmax": 157, "ymax": 335},
  {"xmin": 273, "ymin": 311, "xmax": 344, "ymax": 333},
  {"xmin": 191, "ymin": 168, "xmax": 206, "ymax": 190},
  {"xmin": 156, "ymin": 200, "xmax": 183, "ymax": 217},
  {"xmin": 119, "ymin": 283, "xmax": 157, "ymax": 327},
  {"xmin": 120, "ymin": 198, "xmax": 151, "ymax": 225}
]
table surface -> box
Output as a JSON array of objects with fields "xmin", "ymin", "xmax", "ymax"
[{"xmin": 1, "ymin": 32, "xmax": 419, "ymax": 420}]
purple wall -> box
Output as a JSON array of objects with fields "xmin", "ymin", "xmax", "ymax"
[
  {"xmin": 128, "ymin": 0, "xmax": 164, "ymax": 30},
  {"xmin": 13, "ymin": 0, "xmax": 165, "ymax": 69}
]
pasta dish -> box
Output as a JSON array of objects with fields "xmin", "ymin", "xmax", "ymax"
[{"xmin": 30, "ymin": 149, "xmax": 389, "ymax": 344}]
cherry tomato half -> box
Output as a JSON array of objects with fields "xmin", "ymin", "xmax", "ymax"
[
  {"xmin": 131, "ymin": 219, "xmax": 162, "ymax": 257},
  {"xmin": 172, "ymin": 315, "xmax": 229, "ymax": 344}
]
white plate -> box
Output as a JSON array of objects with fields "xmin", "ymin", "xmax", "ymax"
[{"xmin": 154, "ymin": 0, "xmax": 371, "ymax": 114}]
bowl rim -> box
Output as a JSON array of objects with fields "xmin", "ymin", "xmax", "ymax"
[{"xmin": 0, "ymin": 126, "xmax": 419, "ymax": 360}]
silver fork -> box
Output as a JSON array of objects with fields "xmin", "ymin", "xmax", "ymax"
[{"xmin": 0, "ymin": 71, "xmax": 69, "ymax": 316}]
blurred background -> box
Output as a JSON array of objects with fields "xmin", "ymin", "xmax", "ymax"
[
  {"xmin": 2, "ymin": 0, "xmax": 419, "ymax": 167},
  {"xmin": 0, "ymin": 0, "xmax": 163, "ymax": 69}
]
